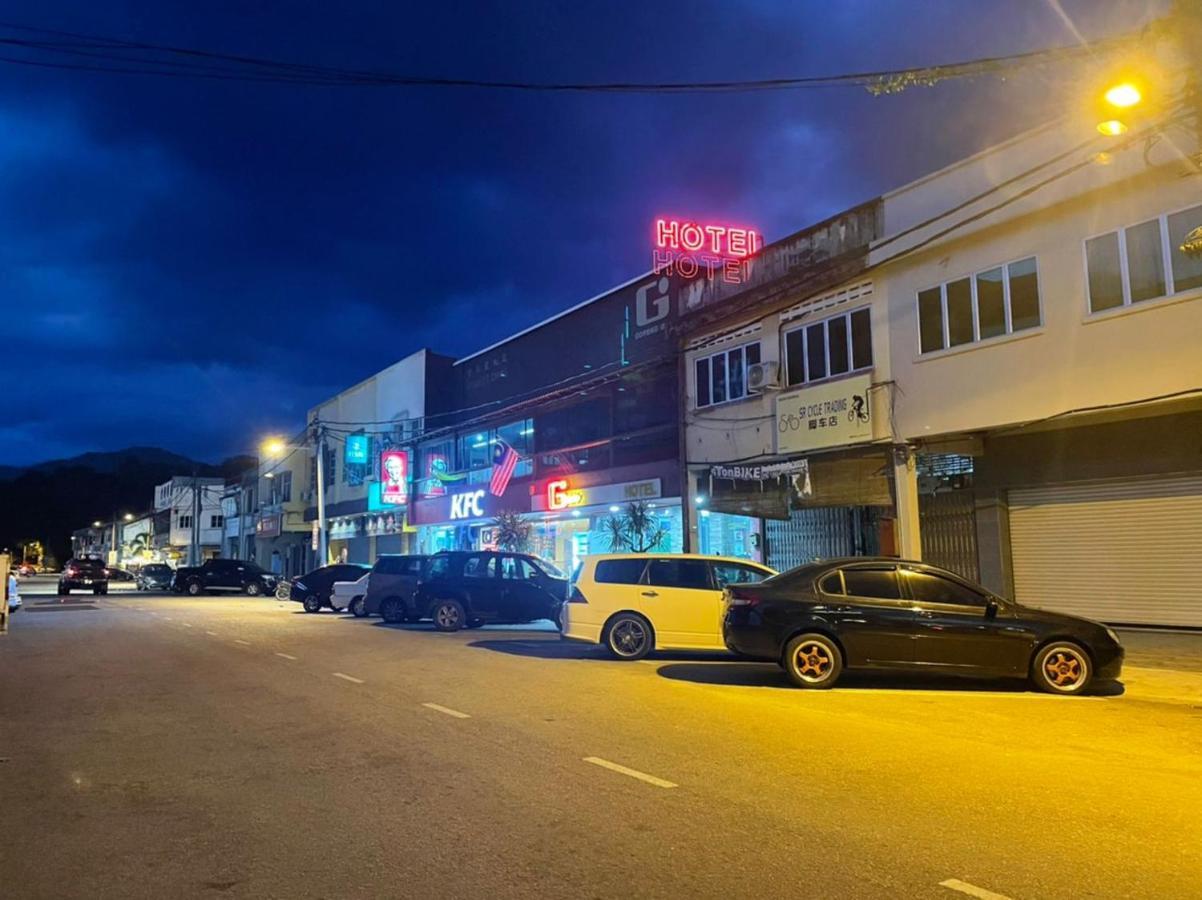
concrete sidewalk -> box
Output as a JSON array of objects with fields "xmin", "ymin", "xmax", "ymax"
[{"xmin": 1118, "ymin": 628, "xmax": 1202, "ymax": 673}]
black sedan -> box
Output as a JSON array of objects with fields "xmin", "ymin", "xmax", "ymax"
[
  {"xmin": 288, "ymin": 564, "xmax": 371, "ymax": 613},
  {"xmin": 722, "ymin": 558, "xmax": 1123, "ymax": 695}
]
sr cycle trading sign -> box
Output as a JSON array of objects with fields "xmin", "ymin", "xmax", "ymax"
[{"xmin": 775, "ymin": 373, "xmax": 874, "ymax": 454}]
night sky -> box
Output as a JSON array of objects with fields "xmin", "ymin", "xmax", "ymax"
[{"xmin": 0, "ymin": 0, "xmax": 1163, "ymax": 466}]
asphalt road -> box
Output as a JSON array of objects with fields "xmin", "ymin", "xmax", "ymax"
[{"xmin": 2, "ymin": 580, "xmax": 1201, "ymax": 899}]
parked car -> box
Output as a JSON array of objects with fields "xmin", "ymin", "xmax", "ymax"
[
  {"xmin": 722, "ymin": 557, "xmax": 1125, "ymax": 695},
  {"xmin": 562, "ymin": 554, "xmax": 776, "ymax": 659},
  {"xmin": 363, "ymin": 554, "xmax": 429, "ymax": 623},
  {"xmin": 331, "ymin": 572, "xmax": 371, "ymax": 617},
  {"xmin": 289, "ymin": 564, "xmax": 371, "ymax": 613},
  {"xmin": 412, "ymin": 550, "xmax": 568, "ymax": 632},
  {"xmin": 136, "ymin": 564, "xmax": 175, "ymax": 592},
  {"xmin": 16, "ymin": 562, "xmax": 37, "ymax": 577},
  {"xmin": 104, "ymin": 567, "xmax": 136, "ymax": 583},
  {"xmin": 58, "ymin": 558, "xmax": 109, "ymax": 595},
  {"xmin": 172, "ymin": 558, "xmax": 279, "ymax": 597}
]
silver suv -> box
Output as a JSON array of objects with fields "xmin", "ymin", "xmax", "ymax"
[{"xmin": 363, "ymin": 554, "xmax": 428, "ymax": 623}]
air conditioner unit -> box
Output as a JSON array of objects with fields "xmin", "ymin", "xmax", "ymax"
[{"xmin": 747, "ymin": 361, "xmax": 780, "ymax": 393}]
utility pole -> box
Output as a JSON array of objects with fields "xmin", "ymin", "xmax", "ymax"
[
  {"xmin": 191, "ymin": 469, "xmax": 201, "ymax": 566},
  {"xmin": 315, "ymin": 424, "xmax": 328, "ymax": 566}
]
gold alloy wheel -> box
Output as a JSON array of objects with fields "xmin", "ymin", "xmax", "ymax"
[
  {"xmin": 792, "ymin": 640, "xmax": 834, "ymax": 683},
  {"xmin": 1042, "ymin": 646, "xmax": 1088, "ymax": 691}
]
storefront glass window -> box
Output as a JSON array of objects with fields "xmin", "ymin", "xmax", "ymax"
[{"xmin": 697, "ymin": 511, "xmax": 757, "ymax": 561}]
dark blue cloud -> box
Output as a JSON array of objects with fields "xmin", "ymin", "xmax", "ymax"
[{"xmin": 0, "ymin": 0, "xmax": 1165, "ymax": 464}]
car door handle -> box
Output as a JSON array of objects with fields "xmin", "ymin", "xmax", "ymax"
[{"xmin": 641, "ymin": 591, "xmax": 658, "ymax": 598}]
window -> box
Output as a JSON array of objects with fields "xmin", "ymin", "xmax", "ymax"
[
  {"xmin": 646, "ymin": 559, "xmax": 711, "ymax": 590},
  {"xmin": 426, "ymin": 555, "xmax": 451, "ymax": 579},
  {"xmin": 783, "ymin": 308, "xmax": 873, "ymax": 386},
  {"xmin": 500, "ymin": 556, "xmax": 538, "ymax": 580},
  {"xmin": 462, "ymin": 554, "xmax": 496, "ymax": 579},
  {"xmin": 918, "ymin": 258, "xmax": 1041, "ymax": 354},
  {"xmin": 593, "ymin": 558, "xmax": 647, "ymax": 584},
  {"xmin": 712, "ymin": 562, "xmax": 770, "ymax": 588},
  {"xmin": 210, "ymin": 515, "xmax": 224, "ymax": 529},
  {"xmin": 904, "ymin": 570, "xmax": 987, "ymax": 607},
  {"xmin": 818, "ymin": 571, "xmax": 844, "ymax": 595},
  {"xmin": 694, "ymin": 341, "xmax": 761, "ymax": 408},
  {"xmin": 277, "ymin": 471, "xmax": 292, "ymax": 503},
  {"xmin": 1087, "ymin": 205, "xmax": 1202, "ymax": 313},
  {"xmin": 178, "ymin": 515, "xmax": 193, "ymax": 529},
  {"xmin": 458, "ymin": 432, "xmax": 492, "ymax": 472},
  {"xmin": 841, "ymin": 567, "xmax": 901, "ymax": 600}
]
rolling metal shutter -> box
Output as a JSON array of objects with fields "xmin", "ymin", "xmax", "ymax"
[{"xmin": 1009, "ymin": 475, "xmax": 1202, "ymax": 627}]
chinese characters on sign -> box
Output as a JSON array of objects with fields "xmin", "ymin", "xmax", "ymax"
[
  {"xmin": 652, "ymin": 218, "xmax": 760, "ymax": 285},
  {"xmin": 380, "ymin": 450, "xmax": 409, "ymax": 505},
  {"xmin": 775, "ymin": 373, "xmax": 874, "ymax": 454}
]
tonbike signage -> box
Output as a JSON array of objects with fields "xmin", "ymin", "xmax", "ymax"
[
  {"xmin": 710, "ymin": 460, "xmax": 810, "ymax": 482},
  {"xmin": 775, "ymin": 373, "xmax": 874, "ymax": 454},
  {"xmin": 652, "ymin": 217, "xmax": 760, "ymax": 285},
  {"xmin": 532, "ymin": 478, "xmax": 662, "ymax": 513}
]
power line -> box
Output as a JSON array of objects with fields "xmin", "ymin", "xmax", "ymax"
[{"xmin": 0, "ymin": 19, "xmax": 1156, "ymax": 94}]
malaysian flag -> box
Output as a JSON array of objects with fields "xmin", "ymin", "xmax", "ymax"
[{"xmin": 489, "ymin": 439, "xmax": 520, "ymax": 496}]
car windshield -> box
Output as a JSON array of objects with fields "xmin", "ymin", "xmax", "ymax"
[{"xmin": 532, "ymin": 556, "xmax": 566, "ymax": 579}]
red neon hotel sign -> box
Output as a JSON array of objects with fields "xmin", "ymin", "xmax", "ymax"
[{"xmin": 652, "ymin": 217, "xmax": 760, "ymax": 284}]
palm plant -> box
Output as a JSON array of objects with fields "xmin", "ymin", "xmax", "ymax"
[
  {"xmin": 603, "ymin": 501, "xmax": 668, "ymax": 553},
  {"xmin": 491, "ymin": 511, "xmax": 531, "ymax": 551}
]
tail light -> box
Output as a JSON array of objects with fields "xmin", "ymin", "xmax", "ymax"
[
  {"xmin": 66, "ymin": 566, "xmax": 79, "ymax": 577},
  {"xmin": 725, "ymin": 586, "xmax": 762, "ymax": 608},
  {"xmin": 568, "ymin": 586, "xmax": 588, "ymax": 604}
]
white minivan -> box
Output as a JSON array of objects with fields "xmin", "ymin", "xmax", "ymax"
[{"xmin": 562, "ymin": 554, "xmax": 776, "ymax": 659}]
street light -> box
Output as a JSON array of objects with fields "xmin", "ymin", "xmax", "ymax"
[
  {"xmin": 92, "ymin": 521, "xmax": 102, "ymax": 528},
  {"xmin": 1096, "ymin": 79, "xmax": 1144, "ymax": 137},
  {"xmin": 123, "ymin": 513, "xmax": 134, "ymax": 522},
  {"xmin": 261, "ymin": 437, "xmax": 287, "ymax": 457}
]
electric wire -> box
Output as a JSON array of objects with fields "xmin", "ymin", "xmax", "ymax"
[{"xmin": 0, "ymin": 19, "xmax": 1157, "ymax": 94}]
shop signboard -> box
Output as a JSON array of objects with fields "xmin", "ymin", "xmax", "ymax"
[
  {"xmin": 775, "ymin": 373, "xmax": 874, "ymax": 455},
  {"xmin": 707, "ymin": 461, "xmax": 811, "ymax": 521},
  {"xmin": 344, "ymin": 434, "xmax": 369, "ymax": 465},
  {"xmin": 411, "ymin": 482, "xmax": 528, "ymax": 526},
  {"xmin": 256, "ymin": 514, "xmax": 281, "ymax": 538},
  {"xmin": 532, "ymin": 478, "xmax": 662, "ymax": 513},
  {"xmin": 380, "ymin": 450, "xmax": 409, "ymax": 505}
]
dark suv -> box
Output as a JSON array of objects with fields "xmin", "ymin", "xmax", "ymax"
[
  {"xmin": 414, "ymin": 550, "xmax": 568, "ymax": 632},
  {"xmin": 58, "ymin": 558, "xmax": 109, "ymax": 595},
  {"xmin": 172, "ymin": 558, "xmax": 279, "ymax": 596}
]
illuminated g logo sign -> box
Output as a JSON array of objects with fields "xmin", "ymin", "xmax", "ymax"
[{"xmin": 635, "ymin": 276, "xmax": 671, "ymax": 327}]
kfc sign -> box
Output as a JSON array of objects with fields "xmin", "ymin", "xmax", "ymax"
[
  {"xmin": 380, "ymin": 450, "xmax": 409, "ymax": 505},
  {"xmin": 652, "ymin": 218, "xmax": 760, "ymax": 285},
  {"xmin": 450, "ymin": 489, "xmax": 486, "ymax": 520}
]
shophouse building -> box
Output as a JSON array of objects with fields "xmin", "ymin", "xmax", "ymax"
[
  {"xmin": 306, "ymin": 349, "xmax": 455, "ymax": 565},
  {"xmin": 872, "ymin": 104, "xmax": 1201, "ymax": 627},
  {"xmin": 255, "ymin": 446, "xmax": 311, "ymax": 577},
  {"xmin": 409, "ymin": 273, "xmax": 683, "ymax": 575},
  {"xmin": 152, "ymin": 476, "xmax": 226, "ymax": 566},
  {"xmin": 681, "ymin": 73, "xmax": 1200, "ymax": 625}
]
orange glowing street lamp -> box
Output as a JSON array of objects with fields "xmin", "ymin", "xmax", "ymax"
[{"xmin": 1096, "ymin": 79, "xmax": 1145, "ymax": 137}]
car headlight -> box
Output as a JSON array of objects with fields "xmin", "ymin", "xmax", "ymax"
[{"xmin": 1105, "ymin": 626, "xmax": 1122, "ymax": 645}]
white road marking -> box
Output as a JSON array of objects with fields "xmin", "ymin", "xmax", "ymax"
[
  {"xmin": 233, "ymin": 639, "xmax": 251, "ymax": 646},
  {"xmin": 182, "ymin": 623, "xmax": 193, "ymax": 628},
  {"xmin": 422, "ymin": 702, "xmax": 470, "ymax": 719},
  {"xmin": 205, "ymin": 631, "xmax": 218, "ymax": 636},
  {"xmin": 162, "ymin": 617, "xmax": 173, "ymax": 621},
  {"xmin": 940, "ymin": 879, "xmax": 1013, "ymax": 900},
  {"xmin": 583, "ymin": 757, "xmax": 677, "ymax": 789},
  {"xmin": 275, "ymin": 652, "xmax": 298, "ymax": 661},
  {"xmin": 332, "ymin": 672, "xmax": 364, "ymax": 684}
]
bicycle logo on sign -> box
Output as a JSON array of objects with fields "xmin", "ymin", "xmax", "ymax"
[
  {"xmin": 848, "ymin": 393, "xmax": 870, "ymax": 424},
  {"xmin": 778, "ymin": 413, "xmax": 803, "ymax": 433}
]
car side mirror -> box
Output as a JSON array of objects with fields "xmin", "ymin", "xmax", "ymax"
[{"xmin": 985, "ymin": 599, "xmax": 999, "ymax": 619}]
